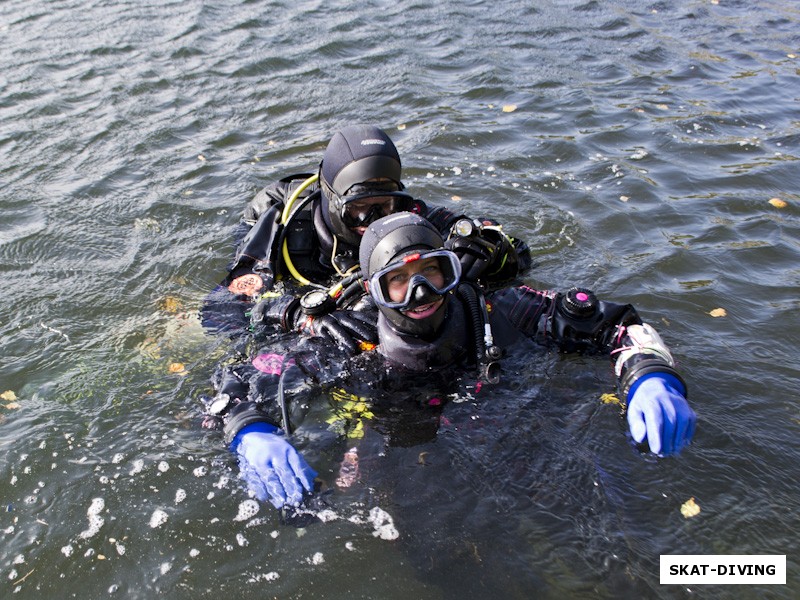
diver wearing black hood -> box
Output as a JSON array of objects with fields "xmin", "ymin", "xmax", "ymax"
[
  {"xmin": 358, "ymin": 213, "xmax": 695, "ymax": 452},
  {"xmin": 358, "ymin": 212, "xmax": 471, "ymax": 371},
  {"xmin": 202, "ymin": 125, "xmax": 529, "ymax": 336},
  {"xmin": 204, "ymin": 214, "xmax": 696, "ymax": 511}
]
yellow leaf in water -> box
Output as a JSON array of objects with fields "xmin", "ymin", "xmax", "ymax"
[
  {"xmin": 600, "ymin": 393, "xmax": 621, "ymax": 405},
  {"xmin": 502, "ymin": 104, "xmax": 517, "ymax": 113},
  {"xmin": 768, "ymin": 197, "xmax": 787, "ymax": 208},
  {"xmin": 160, "ymin": 296, "xmax": 182, "ymax": 313},
  {"xmin": 5, "ymin": 402, "xmax": 21, "ymax": 410},
  {"xmin": 168, "ymin": 362, "xmax": 187, "ymax": 374},
  {"xmin": 709, "ymin": 308, "xmax": 727, "ymax": 317},
  {"xmin": 397, "ymin": 123, "xmax": 407, "ymax": 130},
  {"xmin": 451, "ymin": 195, "xmax": 462, "ymax": 202},
  {"xmin": 681, "ymin": 497, "xmax": 701, "ymax": 518},
  {"xmin": 1, "ymin": 390, "xmax": 17, "ymax": 401}
]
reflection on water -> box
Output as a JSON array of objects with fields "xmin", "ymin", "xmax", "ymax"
[{"xmin": 1, "ymin": 0, "xmax": 799, "ymax": 598}]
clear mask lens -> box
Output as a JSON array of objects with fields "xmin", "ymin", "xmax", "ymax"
[{"xmin": 368, "ymin": 249, "xmax": 462, "ymax": 310}]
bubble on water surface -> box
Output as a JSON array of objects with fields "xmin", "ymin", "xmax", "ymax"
[
  {"xmin": 149, "ymin": 509, "xmax": 168, "ymax": 528},
  {"xmin": 368, "ymin": 507, "xmax": 399, "ymax": 540},
  {"xmin": 247, "ymin": 571, "xmax": 279, "ymax": 583},
  {"xmin": 234, "ymin": 499, "xmax": 259, "ymax": 522},
  {"xmin": 79, "ymin": 498, "xmax": 105, "ymax": 539}
]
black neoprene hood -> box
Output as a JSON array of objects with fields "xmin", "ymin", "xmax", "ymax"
[
  {"xmin": 320, "ymin": 125, "xmax": 402, "ymax": 195},
  {"xmin": 359, "ymin": 213, "xmax": 443, "ymax": 278}
]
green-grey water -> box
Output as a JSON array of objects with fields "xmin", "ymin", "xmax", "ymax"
[{"xmin": 1, "ymin": 0, "xmax": 798, "ymax": 598}]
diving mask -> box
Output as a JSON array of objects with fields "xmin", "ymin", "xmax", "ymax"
[{"xmin": 367, "ymin": 249, "xmax": 461, "ymax": 311}]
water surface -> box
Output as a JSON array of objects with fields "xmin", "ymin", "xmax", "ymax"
[{"xmin": 1, "ymin": 0, "xmax": 798, "ymax": 598}]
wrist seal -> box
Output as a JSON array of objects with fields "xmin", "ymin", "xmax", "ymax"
[
  {"xmin": 223, "ymin": 402, "xmax": 280, "ymax": 446},
  {"xmin": 613, "ymin": 323, "xmax": 687, "ymax": 400}
]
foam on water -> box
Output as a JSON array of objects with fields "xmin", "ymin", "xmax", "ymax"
[
  {"xmin": 79, "ymin": 498, "xmax": 105, "ymax": 539},
  {"xmin": 233, "ymin": 499, "xmax": 260, "ymax": 522},
  {"xmin": 149, "ymin": 509, "xmax": 168, "ymax": 529}
]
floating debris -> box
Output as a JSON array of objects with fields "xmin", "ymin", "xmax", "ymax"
[
  {"xmin": 159, "ymin": 296, "xmax": 182, "ymax": 314},
  {"xmin": 768, "ymin": 197, "xmax": 787, "ymax": 209},
  {"xmin": 502, "ymin": 104, "xmax": 517, "ymax": 113},
  {"xmin": 709, "ymin": 308, "xmax": 727, "ymax": 318},
  {"xmin": 681, "ymin": 497, "xmax": 701, "ymax": 518},
  {"xmin": 168, "ymin": 363, "xmax": 187, "ymax": 375},
  {"xmin": 1, "ymin": 391, "xmax": 17, "ymax": 401},
  {"xmin": 600, "ymin": 393, "xmax": 622, "ymax": 406}
]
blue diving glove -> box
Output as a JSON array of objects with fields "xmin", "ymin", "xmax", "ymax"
[
  {"xmin": 230, "ymin": 422, "xmax": 317, "ymax": 508},
  {"xmin": 627, "ymin": 373, "xmax": 696, "ymax": 456}
]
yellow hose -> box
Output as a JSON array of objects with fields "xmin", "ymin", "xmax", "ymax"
[{"xmin": 279, "ymin": 174, "xmax": 318, "ymax": 286}]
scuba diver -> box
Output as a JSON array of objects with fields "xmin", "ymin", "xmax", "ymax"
[
  {"xmin": 202, "ymin": 124, "xmax": 529, "ymax": 345},
  {"xmin": 203, "ymin": 213, "xmax": 696, "ymax": 510}
]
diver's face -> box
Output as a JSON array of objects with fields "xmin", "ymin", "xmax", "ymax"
[{"xmin": 385, "ymin": 257, "xmax": 445, "ymax": 319}]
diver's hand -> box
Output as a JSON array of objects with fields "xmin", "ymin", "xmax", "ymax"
[
  {"xmin": 250, "ymin": 294, "xmax": 301, "ymax": 332},
  {"xmin": 231, "ymin": 423, "xmax": 317, "ymax": 508},
  {"xmin": 445, "ymin": 224, "xmax": 515, "ymax": 283},
  {"xmin": 627, "ymin": 373, "xmax": 695, "ymax": 456},
  {"xmin": 301, "ymin": 310, "xmax": 378, "ymax": 355}
]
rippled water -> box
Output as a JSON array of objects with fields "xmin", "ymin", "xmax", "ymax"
[{"xmin": 1, "ymin": 0, "xmax": 799, "ymax": 598}]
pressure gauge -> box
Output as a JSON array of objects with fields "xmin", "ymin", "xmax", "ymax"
[{"xmin": 300, "ymin": 289, "xmax": 336, "ymax": 316}]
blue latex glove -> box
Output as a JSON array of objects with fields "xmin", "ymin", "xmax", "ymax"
[
  {"xmin": 230, "ymin": 422, "xmax": 317, "ymax": 508},
  {"xmin": 627, "ymin": 373, "xmax": 696, "ymax": 456}
]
